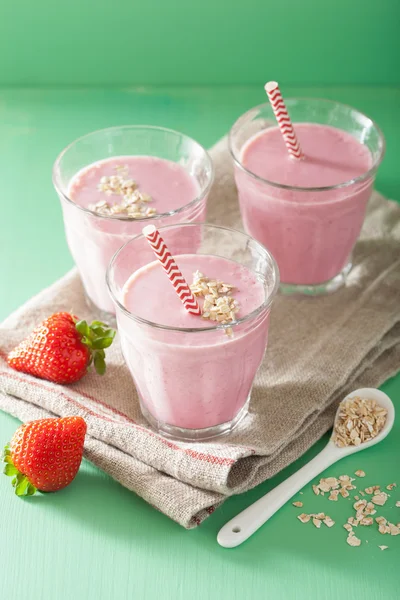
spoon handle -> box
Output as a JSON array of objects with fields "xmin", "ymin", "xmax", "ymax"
[{"xmin": 218, "ymin": 444, "xmax": 340, "ymax": 548}]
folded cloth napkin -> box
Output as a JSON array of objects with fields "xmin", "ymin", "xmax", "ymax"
[{"xmin": 1, "ymin": 138, "xmax": 400, "ymax": 528}]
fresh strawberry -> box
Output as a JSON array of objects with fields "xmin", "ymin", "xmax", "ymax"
[
  {"xmin": 3, "ymin": 416, "xmax": 87, "ymax": 495},
  {"xmin": 7, "ymin": 312, "xmax": 115, "ymax": 384}
]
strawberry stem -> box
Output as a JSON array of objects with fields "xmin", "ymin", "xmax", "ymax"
[{"xmin": 75, "ymin": 320, "xmax": 116, "ymax": 375}]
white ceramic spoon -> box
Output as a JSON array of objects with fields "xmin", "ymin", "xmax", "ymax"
[{"xmin": 217, "ymin": 387, "xmax": 395, "ymax": 548}]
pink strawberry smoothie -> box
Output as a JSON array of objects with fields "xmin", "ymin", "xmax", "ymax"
[
  {"xmin": 119, "ymin": 254, "xmax": 270, "ymax": 431},
  {"xmin": 64, "ymin": 156, "xmax": 204, "ymax": 314},
  {"xmin": 69, "ymin": 155, "xmax": 199, "ymax": 212},
  {"xmin": 236, "ymin": 123, "xmax": 373, "ymax": 286}
]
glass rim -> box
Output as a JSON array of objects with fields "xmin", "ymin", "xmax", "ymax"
[
  {"xmin": 52, "ymin": 124, "xmax": 214, "ymax": 221},
  {"xmin": 106, "ymin": 222, "xmax": 280, "ymax": 333},
  {"xmin": 229, "ymin": 97, "xmax": 386, "ymax": 192}
]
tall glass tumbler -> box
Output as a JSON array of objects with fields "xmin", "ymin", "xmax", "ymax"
[
  {"xmin": 107, "ymin": 223, "xmax": 279, "ymax": 441},
  {"xmin": 53, "ymin": 126, "xmax": 214, "ymax": 316},
  {"xmin": 230, "ymin": 99, "xmax": 385, "ymax": 295}
]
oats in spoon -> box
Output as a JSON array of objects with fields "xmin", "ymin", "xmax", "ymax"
[{"xmin": 332, "ymin": 396, "xmax": 387, "ymax": 448}]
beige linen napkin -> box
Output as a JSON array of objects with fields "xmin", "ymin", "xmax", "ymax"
[{"xmin": 0, "ymin": 138, "xmax": 399, "ymax": 528}]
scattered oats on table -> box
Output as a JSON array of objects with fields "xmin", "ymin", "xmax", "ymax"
[
  {"xmin": 314, "ymin": 512, "xmax": 326, "ymax": 519},
  {"xmin": 313, "ymin": 517, "xmax": 322, "ymax": 529},
  {"xmin": 379, "ymin": 524, "xmax": 390, "ymax": 535},
  {"xmin": 292, "ymin": 501, "xmax": 303, "ymax": 508},
  {"xmin": 353, "ymin": 499, "xmax": 367, "ymax": 511},
  {"xmin": 371, "ymin": 492, "xmax": 388, "ymax": 506},
  {"xmin": 328, "ymin": 490, "xmax": 339, "ymax": 501},
  {"xmin": 332, "ymin": 396, "xmax": 387, "ymax": 448},
  {"xmin": 298, "ymin": 511, "xmax": 335, "ymax": 529},
  {"xmin": 295, "ymin": 465, "xmax": 398, "ymax": 552},
  {"xmin": 339, "ymin": 475, "xmax": 356, "ymax": 491},
  {"xmin": 365, "ymin": 502, "xmax": 376, "ymax": 515},
  {"xmin": 365, "ymin": 485, "xmax": 380, "ymax": 494},
  {"xmin": 359, "ymin": 517, "xmax": 373, "ymax": 526},
  {"xmin": 346, "ymin": 533, "xmax": 361, "ymax": 547},
  {"xmin": 378, "ymin": 545, "xmax": 389, "ymax": 551},
  {"xmin": 297, "ymin": 513, "xmax": 310, "ymax": 524},
  {"xmin": 388, "ymin": 523, "xmax": 400, "ymax": 536}
]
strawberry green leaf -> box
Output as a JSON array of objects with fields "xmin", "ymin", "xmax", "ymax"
[
  {"xmin": 77, "ymin": 320, "xmax": 115, "ymax": 375},
  {"xmin": 76, "ymin": 320, "xmax": 90, "ymax": 337},
  {"xmin": 92, "ymin": 337, "xmax": 114, "ymax": 350},
  {"xmin": 12, "ymin": 472, "xmax": 24, "ymax": 488},
  {"xmin": 93, "ymin": 353, "xmax": 106, "ymax": 375},
  {"xmin": 15, "ymin": 475, "xmax": 30, "ymax": 496},
  {"xmin": 103, "ymin": 329, "xmax": 116, "ymax": 340},
  {"xmin": 2, "ymin": 447, "xmax": 34, "ymax": 495},
  {"xmin": 26, "ymin": 483, "xmax": 37, "ymax": 496},
  {"xmin": 91, "ymin": 326, "xmax": 106, "ymax": 336},
  {"xmin": 3, "ymin": 463, "xmax": 18, "ymax": 476},
  {"xmin": 2, "ymin": 444, "xmax": 10, "ymax": 458},
  {"xmin": 91, "ymin": 320, "xmax": 107, "ymax": 328},
  {"xmin": 81, "ymin": 335, "xmax": 91, "ymax": 347}
]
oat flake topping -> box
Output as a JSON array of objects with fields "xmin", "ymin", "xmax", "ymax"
[
  {"xmin": 190, "ymin": 271, "xmax": 239, "ymax": 336},
  {"xmin": 89, "ymin": 165, "xmax": 157, "ymax": 218}
]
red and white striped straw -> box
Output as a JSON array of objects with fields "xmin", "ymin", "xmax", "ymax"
[
  {"xmin": 264, "ymin": 81, "xmax": 303, "ymax": 160},
  {"xmin": 142, "ymin": 225, "xmax": 201, "ymax": 316}
]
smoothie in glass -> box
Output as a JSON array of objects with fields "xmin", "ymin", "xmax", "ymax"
[
  {"xmin": 53, "ymin": 126, "xmax": 213, "ymax": 315},
  {"xmin": 230, "ymin": 99, "xmax": 385, "ymax": 294},
  {"xmin": 107, "ymin": 223, "xmax": 279, "ymax": 441},
  {"xmin": 69, "ymin": 155, "xmax": 199, "ymax": 216}
]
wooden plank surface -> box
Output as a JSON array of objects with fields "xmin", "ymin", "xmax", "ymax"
[{"xmin": 0, "ymin": 85, "xmax": 399, "ymax": 599}]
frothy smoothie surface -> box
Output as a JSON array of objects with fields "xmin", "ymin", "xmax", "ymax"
[
  {"xmin": 69, "ymin": 155, "xmax": 200, "ymax": 213},
  {"xmin": 241, "ymin": 123, "xmax": 372, "ymax": 188},
  {"xmin": 123, "ymin": 255, "xmax": 265, "ymax": 329}
]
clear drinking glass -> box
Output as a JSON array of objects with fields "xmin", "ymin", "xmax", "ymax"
[
  {"xmin": 107, "ymin": 223, "xmax": 279, "ymax": 441},
  {"xmin": 230, "ymin": 99, "xmax": 385, "ymax": 295},
  {"xmin": 53, "ymin": 126, "xmax": 214, "ymax": 316}
]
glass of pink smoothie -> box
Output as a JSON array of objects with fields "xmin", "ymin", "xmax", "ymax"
[
  {"xmin": 107, "ymin": 223, "xmax": 279, "ymax": 441},
  {"xmin": 53, "ymin": 126, "xmax": 214, "ymax": 316},
  {"xmin": 230, "ymin": 99, "xmax": 385, "ymax": 294}
]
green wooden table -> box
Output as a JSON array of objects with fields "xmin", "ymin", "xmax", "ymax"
[{"xmin": 0, "ymin": 85, "xmax": 399, "ymax": 600}]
